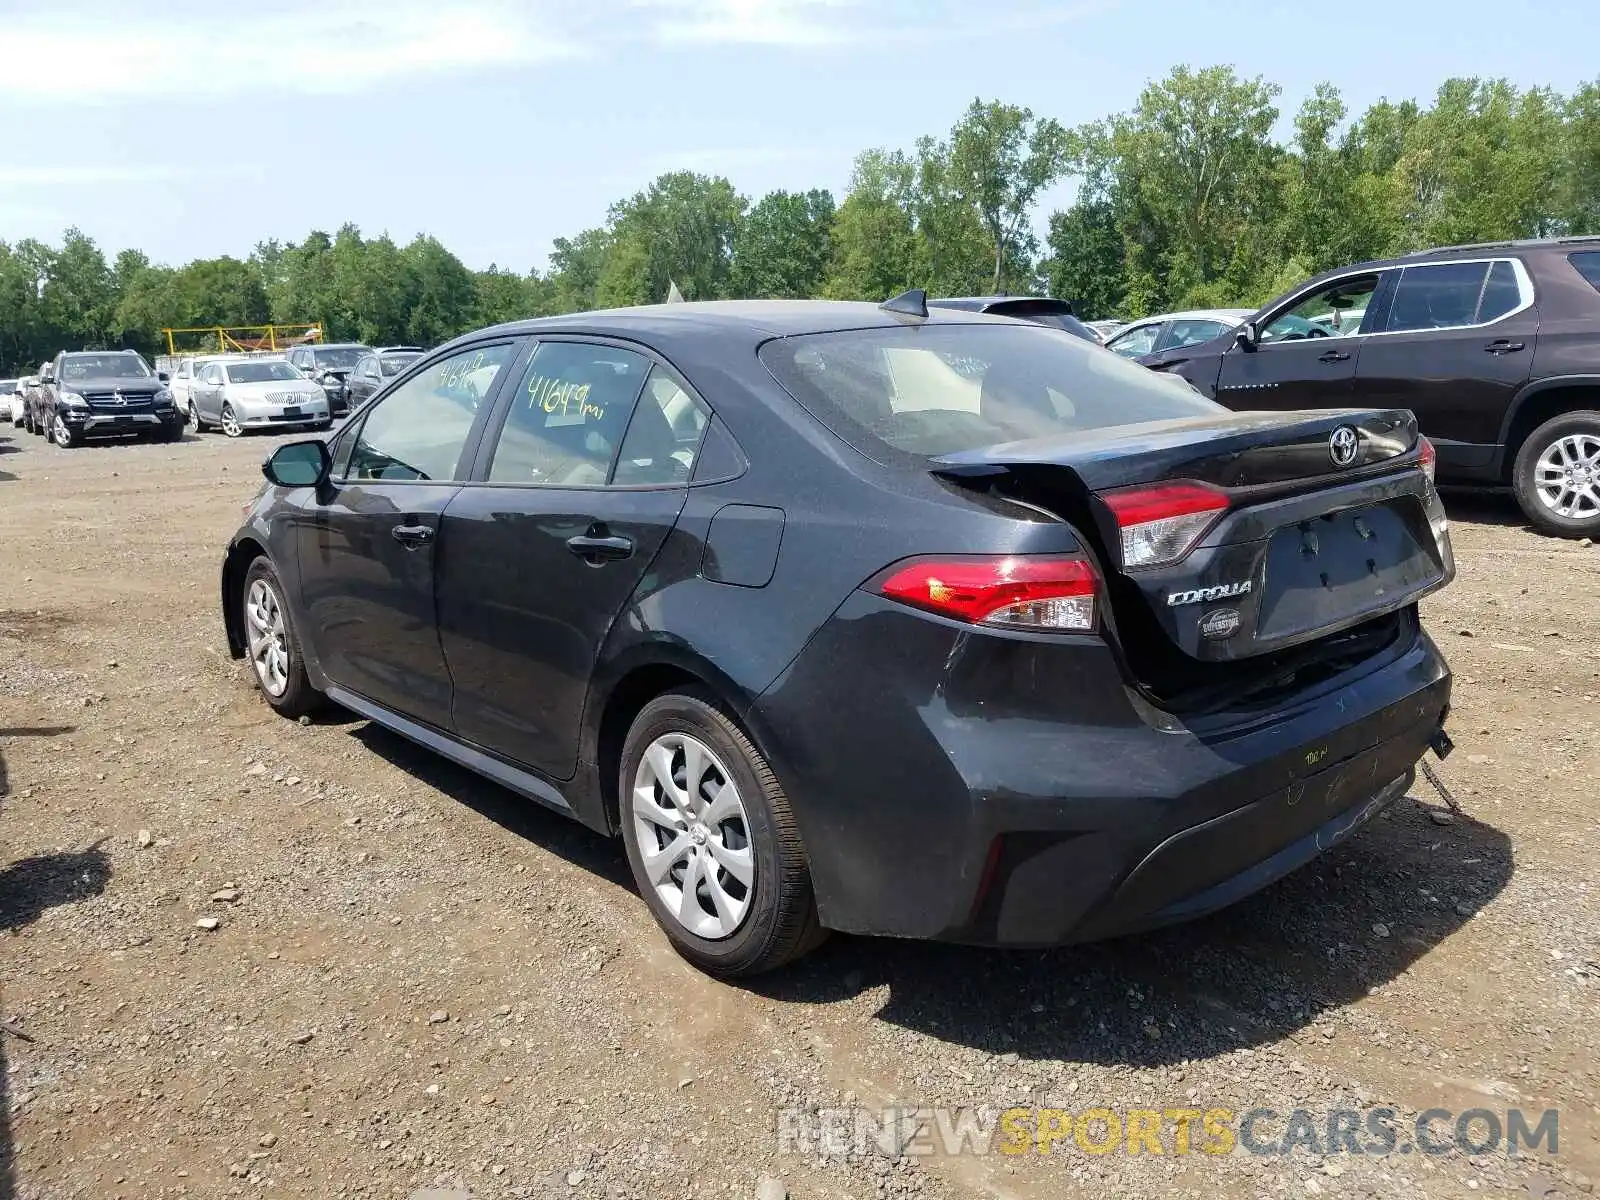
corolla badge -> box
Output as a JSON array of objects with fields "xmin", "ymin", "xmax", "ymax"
[
  {"xmin": 1329, "ymin": 425, "xmax": 1359, "ymax": 468},
  {"xmin": 1167, "ymin": 581, "xmax": 1252, "ymax": 607}
]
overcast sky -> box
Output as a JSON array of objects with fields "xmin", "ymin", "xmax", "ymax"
[{"xmin": 1, "ymin": 0, "xmax": 1594, "ymax": 273}]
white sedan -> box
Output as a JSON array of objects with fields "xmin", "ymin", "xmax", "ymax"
[{"xmin": 189, "ymin": 358, "xmax": 331, "ymax": 437}]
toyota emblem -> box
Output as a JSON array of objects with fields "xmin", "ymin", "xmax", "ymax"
[{"xmin": 1329, "ymin": 425, "xmax": 1359, "ymax": 468}]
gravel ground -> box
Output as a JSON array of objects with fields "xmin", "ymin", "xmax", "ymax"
[{"xmin": 1, "ymin": 423, "xmax": 1596, "ymax": 1200}]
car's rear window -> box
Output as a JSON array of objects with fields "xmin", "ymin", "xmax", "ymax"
[{"xmin": 758, "ymin": 322, "xmax": 1221, "ymax": 460}]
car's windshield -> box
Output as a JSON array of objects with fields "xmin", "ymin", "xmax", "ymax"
[
  {"xmin": 315, "ymin": 348, "xmax": 367, "ymax": 370},
  {"xmin": 0, "ymin": 380, "xmax": 16, "ymax": 392},
  {"xmin": 226, "ymin": 361, "xmax": 301, "ymax": 384},
  {"xmin": 380, "ymin": 352, "xmax": 421, "ymax": 376},
  {"xmin": 760, "ymin": 323, "xmax": 1222, "ymax": 460},
  {"xmin": 60, "ymin": 354, "xmax": 152, "ymax": 380}
]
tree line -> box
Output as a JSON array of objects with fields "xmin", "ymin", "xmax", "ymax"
[{"xmin": 2, "ymin": 65, "xmax": 1596, "ymax": 374}]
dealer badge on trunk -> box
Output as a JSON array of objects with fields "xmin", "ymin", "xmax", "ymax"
[{"xmin": 1200, "ymin": 608, "xmax": 1242, "ymax": 640}]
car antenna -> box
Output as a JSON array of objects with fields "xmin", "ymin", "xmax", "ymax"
[{"xmin": 879, "ymin": 288, "xmax": 928, "ymax": 319}]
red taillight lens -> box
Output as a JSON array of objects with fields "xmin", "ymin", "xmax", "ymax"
[
  {"xmin": 1099, "ymin": 480, "xmax": 1229, "ymax": 569},
  {"xmin": 1417, "ymin": 435, "xmax": 1436, "ymax": 483},
  {"xmin": 874, "ymin": 556, "xmax": 1097, "ymax": 632}
]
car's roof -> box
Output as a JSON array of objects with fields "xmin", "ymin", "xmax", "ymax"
[
  {"xmin": 462, "ymin": 299, "xmax": 1024, "ymax": 349},
  {"xmin": 1121, "ymin": 308, "xmax": 1253, "ymax": 326},
  {"xmin": 311, "ymin": 342, "xmax": 371, "ymax": 350},
  {"xmin": 376, "ymin": 345, "xmax": 423, "ymax": 353}
]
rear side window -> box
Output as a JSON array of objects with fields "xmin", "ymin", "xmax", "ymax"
[
  {"xmin": 486, "ymin": 342, "xmax": 652, "ymax": 486},
  {"xmin": 1386, "ymin": 262, "xmax": 1488, "ymax": 332},
  {"xmin": 759, "ymin": 323, "xmax": 1220, "ymax": 461},
  {"xmin": 1477, "ymin": 260, "xmax": 1523, "ymax": 322},
  {"xmin": 1570, "ymin": 251, "xmax": 1600, "ymax": 293}
]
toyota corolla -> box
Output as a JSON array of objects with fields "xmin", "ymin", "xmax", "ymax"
[{"xmin": 220, "ymin": 297, "xmax": 1455, "ymax": 976}]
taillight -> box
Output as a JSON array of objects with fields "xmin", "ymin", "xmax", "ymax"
[
  {"xmin": 874, "ymin": 555, "xmax": 1097, "ymax": 632},
  {"xmin": 1099, "ymin": 480, "xmax": 1229, "ymax": 569},
  {"xmin": 1418, "ymin": 435, "xmax": 1436, "ymax": 483}
]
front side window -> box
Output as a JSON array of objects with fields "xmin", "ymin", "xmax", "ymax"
[
  {"xmin": 760, "ymin": 323, "xmax": 1220, "ymax": 461},
  {"xmin": 1385, "ymin": 262, "xmax": 1492, "ymax": 332},
  {"xmin": 1107, "ymin": 322, "xmax": 1161, "ymax": 358},
  {"xmin": 345, "ymin": 343, "xmax": 515, "ymax": 482},
  {"xmin": 487, "ymin": 342, "xmax": 652, "ymax": 486},
  {"xmin": 1262, "ymin": 274, "xmax": 1380, "ymax": 342}
]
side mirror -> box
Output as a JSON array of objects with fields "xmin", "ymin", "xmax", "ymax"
[
  {"xmin": 1234, "ymin": 322, "xmax": 1258, "ymax": 351},
  {"xmin": 157, "ymin": 371, "xmax": 170, "ymax": 383},
  {"xmin": 263, "ymin": 439, "xmax": 331, "ymax": 488}
]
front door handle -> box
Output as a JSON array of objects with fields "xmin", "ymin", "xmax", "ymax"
[
  {"xmin": 1484, "ymin": 339, "xmax": 1526, "ymax": 354},
  {"xmin": 566, "ymin": 533, "xmax": 634, "ymax": 563},
  {"xmin": 1318, "ymin": 349, "xmax": 1351, "ymax": 363},
  {"xmin": 391, "ymin": 523, "xmax": 434, "ymax": 549}
]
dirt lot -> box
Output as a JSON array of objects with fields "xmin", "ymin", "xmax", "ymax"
[{"xmin": 1, "ymin": 423, "xmax": 1597, "ymax": 1200}]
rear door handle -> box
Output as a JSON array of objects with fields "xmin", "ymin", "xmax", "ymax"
[
  {"xmin": 1484, "ymin": 339, "xmax": 1525, "ymax": 354},
  {"xmin": 566, "ymin": 533, "xmax": 634, "ymax": 562},
  {"xmin": 391, "ymin": 523, "xmax": 434, "ymax": 549},
  {"xmin": 1318, "ymin": 350, "xmax": 1351, "ymax": 363}
]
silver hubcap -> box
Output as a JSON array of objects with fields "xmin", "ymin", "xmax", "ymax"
[
  {"xmin": 245, "ymin": 578, "xmax": 291, "ymax": 697},
  {"xmin": 631, "ymin": 732, "xmax": 754, "ymax": 940},
  {"xmin": 222, "ymin": 405, "xmax": 240, "ymax": 437},
  {"xmin": 1535, "ymin": 432, "xmax": 1600, "ymax": 518},
  {"xmin": 53, "ymin": 415, "xmax": 68, "ymax": 444}
]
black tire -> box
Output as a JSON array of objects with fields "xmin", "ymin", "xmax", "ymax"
[
  {"xmin": 619, "ymin": 690, "xmax": 825, "ymax": 977},
  {"xmin": 240, "ymin": 556, "xmax": 321, "ymax": 718},
  {"xmin": 221, "ymin": 403, "xmax": 242, "ymax": 438},
  {"xmin": 51, "ymin": 414, "xmax": 77, "ymax": 448},
  {"xmin": 1512, "ymin": 410, "xmax": 1600, "ymax": 538}
]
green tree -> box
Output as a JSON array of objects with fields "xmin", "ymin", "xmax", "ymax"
[
  {"xmin": 947, "ymin": 99, "xmax": 1070, "ymax": 291},
  {"xmin": 402, "ymin": 235, "xmax": 476, "ymax": 345},
  {"xmin": 822, "ymin": 149, "xmax": 920, "ymax": 300},
  {"xmin": 548, "ymin": 227, "xmax": 612, "ymax": 313},
  {"xmin": 596, "ymin": 171, "xmax": 746, "ymax": 305},
  {"xmin": 1042, "ymin": 196, "xmax": 1124, "ymax": 319},
  {"xmin": 729, "ymin": 188, "xmax": 836, "ymax": 298}
]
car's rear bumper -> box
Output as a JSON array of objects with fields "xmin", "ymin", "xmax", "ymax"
[{"xmin": 753, "ymin": 595, "xmax": 1450, "ymax": 947}]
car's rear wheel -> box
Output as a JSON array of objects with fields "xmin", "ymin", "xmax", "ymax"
[
  {"xmin": 619, "ymin": 691, "xmax": 824, "ymax": 977},
  {"xmin": 1513, "ymin": 411, "xmax": 1600, "ymax": 538},
  {"xmin": 241, "ymin": 557, "xmax": 319, "ymax": 717},
  {"xmin": 52, "ymin": 415, "xmax": 77, "ymax": 448},
  {"xmin": 220, "ymin": 403, "xmax": 242, "ymax": 438}
]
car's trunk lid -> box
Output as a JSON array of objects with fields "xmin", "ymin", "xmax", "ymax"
[{"xmin": 932, "ymin": 408, "xmax": 1453, "ymax": 696}]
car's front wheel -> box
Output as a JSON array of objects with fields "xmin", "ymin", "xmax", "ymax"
[
  {"xmin": 1513, "ymin": 410, "xmax": 1600, "ymax": 538},
  {"xmin": 220, "ymin": 403, "xmax": 242, "ymax": 438},
  {"xmin": 51, "ymin": 414, "xmax": 77, "ymax": 448},
  {"xmin": 241, "ymin": 557, "xmax": 319, "ymax": 717},
  {"xmin": 619, "ymin": 691, "xmax": 824, "ymax": 977},
  {"xmin": 189, "ymin": 400, "xmax": 208, "ymax": 432}
]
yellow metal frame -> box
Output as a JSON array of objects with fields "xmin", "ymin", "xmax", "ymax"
[{"xmin": 160, "ymin": 323, "xmax": 324, "ymax": 356}]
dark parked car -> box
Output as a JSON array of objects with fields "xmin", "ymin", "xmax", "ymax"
[
  {"xmin": 222, "ymin": 298, "xmax": 1454, "ymax": 976},
  {"xmin": 927, "ymin": 295, "xmax": 1101, "ymax": 343},
  {"xmin": 33, "ymin": 350, "xmax": 182, "ymax": 447},
  {"xmin": 286, "ymin": 342, "xmax": 372, "ymax": 415},
  {"xmin": 342, "ymin": 345, "xmax": 425, "ymax": 408},
  {"xmin": 1151, "ymin": 237, "xmax": 1600, "ymax": 537}
]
